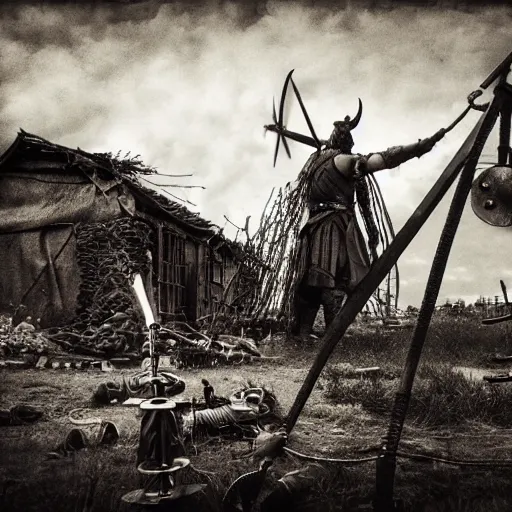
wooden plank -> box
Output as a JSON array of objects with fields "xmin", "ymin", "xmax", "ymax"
[
  {"xmin": 197, "ymin": 244, "xmax": 207, "ymax": 318},
  {"xmin": 185, "ymin": 241, "xmax": 198, "ymax": 321},
  {"xmin": 157, "ymin": 223, "xmax": 164, "ymax": 316}
]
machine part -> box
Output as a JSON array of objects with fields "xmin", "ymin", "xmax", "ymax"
[
  {"xmin": 222, "ymin": 459, "xmax": 273, "ymax": 512},
  {"xmin": 471, "ymin": 165, "xmax": 512, "ymax": 226},
  {"xmin": 122, "ymin": 396, "xmax": 205, "ymax": 507}
]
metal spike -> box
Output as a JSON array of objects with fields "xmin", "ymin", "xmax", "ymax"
[
  {"xmin": 282, "ymin": 136, "xmax": 292, "ymax": 159},
  {"xmin": 273, "ymin": 70, "xmax": 295, "ymax": 166}
]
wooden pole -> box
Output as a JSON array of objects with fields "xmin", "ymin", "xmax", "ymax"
[
  {"xmin": 285, "ymin": 108, "xmax": 488, "ymax": 434},
  {"xmin": 374, "ymin": 88, "xmax": 503, "ymax": 512},
  {"xmin": 498, "ymin": 81, "xmax": 512, "ymax": 165}
]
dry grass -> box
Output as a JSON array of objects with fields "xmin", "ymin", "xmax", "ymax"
[
  {"xmin": 324, "ymin": 364, "xmax": 512, "ymax": 428},
  {"xmin": 3, "ymin": 317, "xmax": 512, "ymax": 511}
]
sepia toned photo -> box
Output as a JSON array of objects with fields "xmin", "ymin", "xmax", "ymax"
[{"xmin": 0, "ymin": 1, "xmax": 511, "ymax": 511}]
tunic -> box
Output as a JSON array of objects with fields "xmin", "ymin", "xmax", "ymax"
[{"xmin": 296, "ymin": 150, "xmax": 371, "ymax": 292}]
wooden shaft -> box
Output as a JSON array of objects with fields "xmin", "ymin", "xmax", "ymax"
[
  {"xmin": 374, "ymin": 94, "xmax": 501, "ymax": 512},
  {"xmin": 480, "ymin": 51, "xmax": 512, "ymax": 90},
  {"xmin": 498, "ymin": 98, "xmax": 511, "ymax": 165},
  {"xmin": 285, "ymin": 109, "xmax": 488, "ymax": 434},
  {"xmin": 500, "ymin": 279, "xmax": 509, "ymax": 306}
]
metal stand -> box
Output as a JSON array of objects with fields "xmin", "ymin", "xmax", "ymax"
[
  {"xmin": 272, "ymin": 52, "xmax": 512, "ymax": 512},
  {"xmin": 122, "ymin": 323, "xmax": 205, "ymax": 508}
]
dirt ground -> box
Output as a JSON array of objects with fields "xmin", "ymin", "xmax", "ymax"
[{"xmin": 3, "ymin": 343, "xmax": 512, "ymax": 512}]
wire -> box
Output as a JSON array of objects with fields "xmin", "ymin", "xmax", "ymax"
[
  {"xmin": 284, "ymin": 447, "xmax": 378, "ymax": 464},
  {"xmin": 396, "ymin": 450, "xmax": 512, "ymax": 467},
  {"xmin": 283, "ymin": 446, "xmax": 512, "ymax": 468}
]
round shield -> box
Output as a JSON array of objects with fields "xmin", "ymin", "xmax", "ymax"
[{"xmin": 471, "ymin": 165, "xmax": 512, "ymax": 227}]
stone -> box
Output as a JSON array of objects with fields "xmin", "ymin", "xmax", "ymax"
[
  {"xmin": 101, "ymin": 361, "xmax": 114, "ymax": 372},
  {"xmin": 36, "ymin": 356, "xmax": 49, "ymax": 369}
]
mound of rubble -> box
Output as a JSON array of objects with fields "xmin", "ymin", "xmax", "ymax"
[
  {"xmin": 0, "ymin": 314, "xmax": 55, "ymax": 359},
  {"xmin": 0, "ymin": 215, "xmax": 281, "ymax": 367},
  {"xmin": 154, "ymin": 323, "xmax": 274, "ymax": 368}
]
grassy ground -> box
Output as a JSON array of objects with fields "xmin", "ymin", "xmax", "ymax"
[{"xmin": 3, "ymin": 316, "xmax": 512, "ymax": 511}]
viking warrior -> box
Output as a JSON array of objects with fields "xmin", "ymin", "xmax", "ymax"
[{"xmin": 265, "ymin": 73, "xmax": 446, "ymax": 339}]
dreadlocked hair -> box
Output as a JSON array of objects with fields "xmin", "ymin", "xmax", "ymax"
[
  {"xmin": 353, "ymin": 157, "xmax": 380, "ymax": 260},
  {"xmin": 234, "ymin": 149, "xmax": 399, "ymax": 332}
]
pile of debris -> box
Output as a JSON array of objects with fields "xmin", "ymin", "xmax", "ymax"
[
  {"xmin": 155, "ymin": 322, "xmax": 276, "ymax": 368},
  {"xmin": 0, "ymin": 314, "xmax": 58, "ymax": 358},
  {"xmin": 0, "ymin": 331, "xmax": 52, "ymax": 359},
  {"xmin": 44, "ymin": 217, "xmax": 154, "ymax": 357}
]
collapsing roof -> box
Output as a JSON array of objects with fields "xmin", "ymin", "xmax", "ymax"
[
  {"xmin": 0, "ymin": 130, "xmax": 244, "ymax": 254},
  {"xmin": 0, "ymin": 129, "xmax": 266, "ymax": 329}
]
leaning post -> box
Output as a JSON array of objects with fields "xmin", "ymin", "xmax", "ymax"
[
  {"xmin": 374, "ymin": 86, "xmax": 503, "ymax": 512},
  {"xmin": 285, "ymin": 109, "xmax": 488, "ymax": 434}
]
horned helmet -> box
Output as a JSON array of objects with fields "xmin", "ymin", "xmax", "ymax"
[{"xmin": 326, "ymin": 99, "xmax": 363, "ymax": 153}]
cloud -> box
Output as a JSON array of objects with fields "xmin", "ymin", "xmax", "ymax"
[{"xmin": 1, "ymin": 1, "xmax": 511, "ymax": 308}]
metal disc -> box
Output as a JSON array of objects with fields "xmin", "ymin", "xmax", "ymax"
[
  {"xmin": 140, "ymin": 398, "xmax": 176, "ymax": 410},
  {"xmin": 121, "ymin": 484, "xmax": 206, "ymax": 505},
  {"xmin": 471, "ymin": 165, "xmax": 512, "ymax": 227}
]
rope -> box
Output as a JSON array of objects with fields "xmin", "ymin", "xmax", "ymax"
[
  {"xmin": 284, "ymin": 446, "xmax": 512, "ymax": 468},
  {"xmin": 396, "ymin": 451, "xmax": 512, "ymax": 467},
  {"xmin": 284, "ymin": 447, "xmax": 378, "ymax": 464}
]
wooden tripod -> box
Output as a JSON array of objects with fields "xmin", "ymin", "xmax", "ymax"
[{"xmin": 283, "ymin": 51, "xmax": 512, "ymax": 511}]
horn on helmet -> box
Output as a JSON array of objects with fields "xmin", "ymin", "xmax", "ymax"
[{"xmin": 348, "ymin": 98, "xmax": 363, "ymax": 130}]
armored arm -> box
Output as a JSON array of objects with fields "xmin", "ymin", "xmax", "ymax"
[{"xmin": 366, "ymin": 128, "xmax": 446, "ymax": 173}]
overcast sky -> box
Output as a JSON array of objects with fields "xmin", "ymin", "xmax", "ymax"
[{"xmin": 1, "ymin": 1, "xmax": 511, "ymax": 308}]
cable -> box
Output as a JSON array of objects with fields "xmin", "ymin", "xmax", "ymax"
[
  {"xmin": 283, "ymin": 445, "xmax": 512, "ymax": 469},
  {"xmin": 396, "ymin": 450, "xmax": 512, "ymax": 467},
  {"xmin": 283, "ymin": 447, "xmax": 378, "ymax": 464}
]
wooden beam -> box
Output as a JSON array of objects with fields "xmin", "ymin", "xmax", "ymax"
[
  {"xmin": 285, "ymin": 108, "xmax": 489, "ymax": 434},
  {"xmin": 374, "ymin": 90, "xmax": 501, "ymax": 512}
]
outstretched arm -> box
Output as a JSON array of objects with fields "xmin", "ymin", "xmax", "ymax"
[{"xmin": 365, "ymin": 128, "xmax": 447, "ymax": 173}]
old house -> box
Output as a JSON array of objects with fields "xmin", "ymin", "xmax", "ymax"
[{"xmin": 0, "ymin": 131, "xmax": 246, "ymax": 335}]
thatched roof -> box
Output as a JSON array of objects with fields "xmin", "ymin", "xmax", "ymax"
[
  {"xmin": 0, "ymin": 130, "xmax": 223, "ymax": 232},
  {"xmin": 0, "ymin": 130, "xmax": 256, "ymax": 261}
]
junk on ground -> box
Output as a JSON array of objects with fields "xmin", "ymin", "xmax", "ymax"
[
  {"xmin": 47, "ymin": 421, "xmax": 120, "ymax": 460},
  {"xmin": 0, "ymin": 404, "xmax": 43, "ymax": 427},
  {"xmin": 92, "ymin": 370, "xmax": 186, "ymax": 405}
]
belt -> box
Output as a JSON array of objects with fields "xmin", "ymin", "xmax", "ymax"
[{"xmin": 309, "ymin": 201, "xmax": 353, "ymax": 215}]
